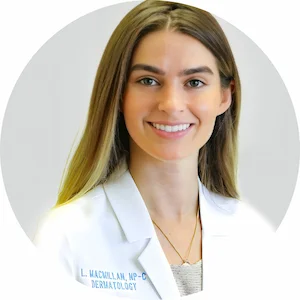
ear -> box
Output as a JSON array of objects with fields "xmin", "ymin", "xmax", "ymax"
[{"xmin": 216, "ymin": 80, "xmax": 234, "ymax": 116}]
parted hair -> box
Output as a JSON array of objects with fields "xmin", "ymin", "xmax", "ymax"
[{"xmin": 55, "ymin": 0, "xmax": 241, "ymax": 207}]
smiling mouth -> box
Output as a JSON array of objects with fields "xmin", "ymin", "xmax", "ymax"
[{"xmin": 149, "ymin": 122, "xmax": 192, "ymax": 133}]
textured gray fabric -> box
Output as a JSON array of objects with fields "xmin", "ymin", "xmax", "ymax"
[{"xmin": 170, "ymin": 260, "xmax": 203, "ymax": 297}]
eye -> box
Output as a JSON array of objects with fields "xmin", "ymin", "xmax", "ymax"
[
  {"xmin": 138, "ymin": 77, "xmax": 159, "ymax": 86},
  {"xmin": 186, "ymin": 79, "xmax": 204, "ymax": 88}
]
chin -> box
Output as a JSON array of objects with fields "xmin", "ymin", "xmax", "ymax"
[{"xmin": 149, "ymin": 149, "xmax": 192, "ymax": 162}]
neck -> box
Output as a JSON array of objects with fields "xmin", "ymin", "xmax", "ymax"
[{"xmin": 128, "ymin": 148, "xmax": 199, "ymax": 221}]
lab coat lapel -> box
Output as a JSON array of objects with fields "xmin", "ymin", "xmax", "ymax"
[
  {"xmin": 138, "ymin": 237, "xmax": 180, "ymax": 299},
  {"xmin": 104, "ymin": 164, "xmax": 180, "ymax": 299}
]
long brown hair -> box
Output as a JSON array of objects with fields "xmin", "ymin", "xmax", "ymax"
[{"xmin": 55, "ymin": 0, "xmax": 241, "ymax": 207}]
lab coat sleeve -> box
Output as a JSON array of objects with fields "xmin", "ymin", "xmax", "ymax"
[{"xmin": 33, "ymin": 208, "xmax": 75, "ymax": 279}]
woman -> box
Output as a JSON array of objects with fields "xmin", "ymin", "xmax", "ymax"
[{"xmin": 33, "ymin": 1, "xmax": 271, "ymax": 299}]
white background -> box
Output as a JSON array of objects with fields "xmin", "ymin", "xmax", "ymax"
[{"xmin": 1, "ymin": 1, "xmax": 299, "ymax": 300}]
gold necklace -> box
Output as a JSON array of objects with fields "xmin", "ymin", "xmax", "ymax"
[{"xmin": 152, "ymin": 204, "xmax": 199, "ymax": 266}]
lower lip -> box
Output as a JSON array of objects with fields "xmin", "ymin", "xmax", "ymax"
[{"xmin": 148, "ymin": 123, "xmax": 193, "ymax": 140}]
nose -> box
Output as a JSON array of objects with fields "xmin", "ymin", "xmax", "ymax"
[{"xmin": 157, "ymin": 84, "xmax": 186, "ymax": 114}]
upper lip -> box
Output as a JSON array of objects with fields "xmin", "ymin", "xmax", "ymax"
[{"xmin": 148, "ymin": 121, "xmax": 193, "ymax": 125}]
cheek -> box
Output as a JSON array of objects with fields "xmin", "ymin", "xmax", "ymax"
[
  {"xmin": 191, "ymin": 99, "xmax": 220, "ymax": 143},
  {"xmin": 123, "ymin": 101, "xmax": 146, "ymax": 124},
  {"xmin": 191, "ymin": 101, "xmax": 218, "ymax": 122},
  {"xmin": 191, "ymin": 85, "xmax": 223, "ymax": 117},
  {"xmin": 122, "ymin": 96, "xmax": 150, "ymax": 141},
  {"xmin": 123, "ymin": 89, "xmax": 156, "ymax": 127}
]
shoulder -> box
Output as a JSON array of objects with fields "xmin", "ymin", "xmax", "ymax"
[
  {"xmin": 33, "ymin": 184, "xmax": 109, "ymax": 242},
  {"xmin": 32, "ymin": 185, "xmax": 111, "ymax": 278},
  {"xmin": 234, "ymin": 198, "xmax": 274, "ymax": 234},
  {"xmin": 201, "ymin": 184, "xmax": 273, "ymax": 236}
]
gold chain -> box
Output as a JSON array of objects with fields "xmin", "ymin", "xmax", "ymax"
[{"xmin": 152, "ymin": 204, "xmax": 199, "ymax": 265}]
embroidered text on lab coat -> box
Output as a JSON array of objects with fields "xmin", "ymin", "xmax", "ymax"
[{"xmin": 80, "ymin": 268, "xmax": 147, "ymax": 291}]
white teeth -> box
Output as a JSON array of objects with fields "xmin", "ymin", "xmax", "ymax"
[
  {"xmin": 171, "ymin": 125, "xmax": 179, "ymax": 132},
  {"xmin": 151, "ymin": 123, "xmax": 191, "ymax": 132}
]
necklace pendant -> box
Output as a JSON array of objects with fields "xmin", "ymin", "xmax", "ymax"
[{"xmin": 182, "ymin": 261, "xmax": 190, "ymax": 266}]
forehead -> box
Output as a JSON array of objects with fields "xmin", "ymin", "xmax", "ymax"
[{"xmin": 131, "ymin": 30, "xmax": 218, "ymax": 73}]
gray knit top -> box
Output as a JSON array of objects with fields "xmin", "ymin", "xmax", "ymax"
[{"xmin": 170, "ymin": 260, "xmax": 203, "ymax": 297}]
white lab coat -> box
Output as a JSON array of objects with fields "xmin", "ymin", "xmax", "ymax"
[{"xmin": 33, "ymin": 162, "xmax": 272, "ymax": 300}]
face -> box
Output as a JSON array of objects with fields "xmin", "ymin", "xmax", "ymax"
[{"xmin": 122, "ymin": 30, "xmax": 232, "ymax": 162}]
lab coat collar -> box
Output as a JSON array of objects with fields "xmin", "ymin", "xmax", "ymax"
[
  {"xmin": 103, "ymin": 161, "xmax": 154, "ymax": 243},
  {"xmin": 199, "ymin": 177, "xmax": 238, "ymax": 237}
]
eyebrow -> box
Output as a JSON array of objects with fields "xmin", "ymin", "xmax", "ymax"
[{"xmin": 130, "ymin": 64, "xmax": 214, "ymax": 76}]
